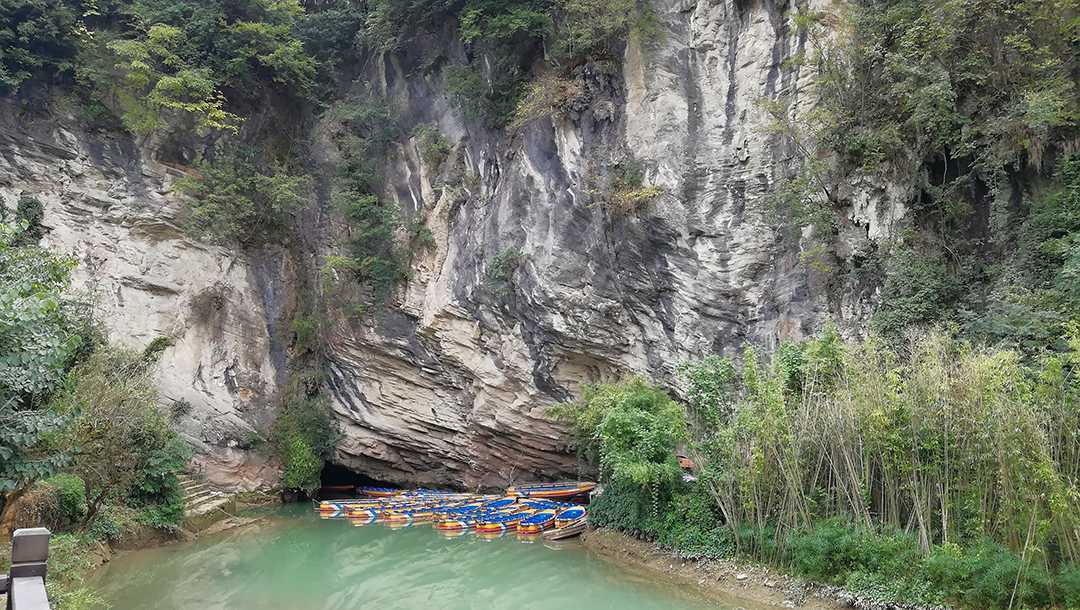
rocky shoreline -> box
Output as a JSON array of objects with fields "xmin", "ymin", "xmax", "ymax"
[{"xmin": 581, "ymin": 529, "xmax": 948, "ymax": 610}]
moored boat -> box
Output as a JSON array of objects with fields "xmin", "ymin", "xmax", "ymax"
[
  {"xmin": 359, "ymin": 486, "xmax": 402, "ymax": 497},
  {"xmin": 516, "ymin": 510, "xmax": 556, "ymax": 534},
  {"xmin": 506, "ymin": 482, "xmax": 597, "ymax": 499},
  {"xmin": 475, "ymin": 511, "xmax": 531, "ymax": 533},
  {"xmin": 554, "ymin": 506, "xmax": 586, "ymax": 528},
  {"xmin": 543, "ymin": 518, "xmax": 587, "ymax": 540}
]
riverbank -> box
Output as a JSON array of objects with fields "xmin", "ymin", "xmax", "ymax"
[
  {"xmin": 581, "ymin": 528, "xmax": 948, "ymax": 610},
  {"xmin": 0, "ymin": 492, "xmax": 273, "ymax": 610}
]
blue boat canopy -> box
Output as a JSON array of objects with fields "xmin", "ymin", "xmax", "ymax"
[{"xmin": 557, "ymin": 507, "xmax": 586, "ymax": 520}]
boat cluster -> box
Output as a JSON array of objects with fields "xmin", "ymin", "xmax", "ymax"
[{"xmin": 316, "ymin": 482, "xmax": 594, "ymax": 541}]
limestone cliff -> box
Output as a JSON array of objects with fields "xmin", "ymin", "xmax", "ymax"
[{"xmin": 0, "ymin": 0, "xmax": 896, "ymax": 490}]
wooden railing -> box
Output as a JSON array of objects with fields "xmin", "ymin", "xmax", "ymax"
[{"xmin": 0, "ymin": 528, "xmax": 51, "ymax": 610}]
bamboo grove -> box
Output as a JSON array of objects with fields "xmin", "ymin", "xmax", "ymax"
[{"xmin": 684, "ymin": 328, "xmax": 1079, "ymax": 564}]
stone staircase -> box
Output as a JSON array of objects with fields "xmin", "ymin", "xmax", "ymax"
[{"xmin": 178, "ymin": 473, "xmax": 235, "ymax": 531}]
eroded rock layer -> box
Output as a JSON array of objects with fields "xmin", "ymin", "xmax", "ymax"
[{"xmin": 0, "ymin": 0, "xmax": 893, "ymax": 489}]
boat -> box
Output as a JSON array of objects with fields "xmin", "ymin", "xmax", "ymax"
[
  {"xmin": 359, "ymin": 486, "xmax": 402, "ymax": 497},
  {"xmin": 475, "ymin": 511, "xmax": 531, "ymax": 533},
  {"xmin": 480, "ymin": 497, "xmax": 518, "ymax": 510},
  {"xmin": 543, "ymin": 518, "xmax": 587, "ymax": 540},
  {"xmin": 554, "ymin": 506, "xmax": 586, "ymax": 528},
  {"xmin": 516, "ymin": 510, "xmax": 556, "ymax": 534},
  {"xmin": 317, "ymin": 498, "xmax": 382, "ymax": 515},
  {"xmin": 433, "ymin": 518, "xmax": 475, "ymax": 532},
  {"xmin": 506, "ymin": 482, "xmax": 597, "ymax": 499}
]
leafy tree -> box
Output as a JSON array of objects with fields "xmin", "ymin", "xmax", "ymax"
[
  {"xmin": 0, "ymin": 220, "xmax": 89, "ymax": 520},
  {"xmin": 550, "ymin": 0, "xmax": 649, "ymax": 60},
  {"xmin": 0, "ymin": 0, "xmax": 82, "ymax": 92},
  {"xmin": 361, "ymin": 0, "xmax": 462, "ymax": 52},
  {"xmin": 51, "ymin": 346, "xmax": 185, "ymax": 525},
  {"xmin": 552, "ymin": 378, "xmax": 687, "ymax": 494},
  {"xmin": 107, "ymin": 23, "xmax": 242, "ymax": 134},
  {"xmin": 95, "ymin": 0, "xmax": 316, "ymax": 134},
  {"xmin": 177, "ymin": 148, "xmax": 310, "ymax": 247},
  {"xmin": 270, "ymin": 397, "xmax": 338, "ymax": 493}
]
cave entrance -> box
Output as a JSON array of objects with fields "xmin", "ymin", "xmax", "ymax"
[{"xmin": 317, "ymin": 463, "xmax": 394, "ymax": 500}]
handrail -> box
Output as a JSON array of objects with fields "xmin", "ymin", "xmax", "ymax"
[
  {"xmin": 2, "ymin": 528, "xmax": 51, "ymax": 610},
  {"xmin": 9, "ymin": 577, "xmax": 48, "ymax": 610}
]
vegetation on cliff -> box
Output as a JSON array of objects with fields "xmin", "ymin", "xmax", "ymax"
[{"xmin": 771, "ymin": 0, "xmax": 1078, "ymax": 354}]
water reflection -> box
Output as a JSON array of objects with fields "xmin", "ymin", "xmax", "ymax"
[{"xmin": 93, "ymin": 505, "xmax": 720, "ymax": 610}]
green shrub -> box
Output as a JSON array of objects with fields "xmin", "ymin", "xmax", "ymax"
[
  {"xmin": 324, "ymin": 95, "xmax": 408, "ymax": 301},
  {"xmin": 86, "ymin": 505, "xmax": 136, "ymax": 543},
  {"xmin": 788, "ymin": 519, "xmax": 866, "ymax": 581},
  {"xmin": 290, "ymin": 316, "xmax": 320, "ymax": 356},
  {"xmin": 44, "ymin": 473, "xmax": 88, "ymax": 528},
  {"xmin": 281, "ymin": 437, "xmax": 321, "ymax": 492},
  {"xmin": 844, "ymin": 570, "xmax": 940, "ymax": 608},
  {"xmin": 0, "ymin": 0, "xmax": 81, "ymax": 93},
  {"xmin": 270, "ymin": 397, "xmax": 338, "ymax": 493},
  {"xmin": 788, "ymin": 520, "xmax": 924, "ymax": 584},
  {"xmin": 652, "ymin": 488, "xmax": 732, "ymax": 559},
  {"xmin": 958, "ymin": 542, "xmax": 1053, "ymax": 610},
  {"xmin": 550, "ymin": 0, "xmax": 649, "ymax": 60},
  {"xmin": 872, "ymin": 247, "xmax": 961, "ymax": 338},
  {"xmin": 552, "ymin": 377, "xmax": 686, "ymax": 493},
  {"xmin": 0, "ymin": 220, "xmax": 86, "ymax": 495},
  {"xmin": 178, "ymin": 149, "xmax": 310, "ymax": 247},
  {"xmin": 413, "ymin": 124, "xmax": 451, "ymax": 169},
  {"xmin": 1058, "ymin": 563, "xmax": 1080, "ymax": 607},
  {"xmin": 136, "ymin": 496, "xmax": 185, "ymax": 533},
  {"xmin": 13, "ymin": 195, "xmax": 45, "ymax": 245},
  {"xmin": 588, "ymin": 479, "xmax": 659, "ymax": 538},
  {"xmin": 445, "ymin": 63, "xmax": 524, "ymax": 127},
  {"xmin": 52, "ymin": 347, "xmax": 190, "ymax": 527}
]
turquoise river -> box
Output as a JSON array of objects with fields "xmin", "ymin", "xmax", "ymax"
[{"xmin": 90, "ymin": 504, "xmax": 742, "ymax": 610}]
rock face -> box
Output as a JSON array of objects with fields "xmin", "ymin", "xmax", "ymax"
[
  {"xmin": 0, "ymin": 108, "xmax": 285, "ymax": 491},
  {"xmin": 0, "ymin": 0, "xmax": 895, "ymax": 489}
]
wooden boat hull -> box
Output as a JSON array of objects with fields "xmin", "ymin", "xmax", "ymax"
[
  {"xmin": 543, "ymin": 518, "xmax": 587, "ymax": 540},
  {"xmin": 506, "ymin": 482, "xmax": 597, "ymax": 499}
]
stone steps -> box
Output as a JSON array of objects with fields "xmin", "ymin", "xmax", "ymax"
[{"xmin": 178, "ymin": 474, "xmax": 235, "ymax": 531}]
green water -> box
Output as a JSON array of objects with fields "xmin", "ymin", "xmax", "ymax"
[{"xmin": 91, "ymin": 505, "xmax": 726, "ymax": 610}]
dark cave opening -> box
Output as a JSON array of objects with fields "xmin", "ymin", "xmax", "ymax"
[{"xmin": 317, "ymin": 463, "xmax": 396, "ymax": 499}]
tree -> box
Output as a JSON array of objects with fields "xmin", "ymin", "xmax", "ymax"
[
  {"xmin": 51, "ymin": 347, "xmax": 181, "ymax": 524},
  {"xmin": 177, "ymin": 147, "xmax": 310, "ymax": 247},
  {"xmin": 552, "ymin": 378, "xmax": 687, "ymax": 492},
  {"xmin": 270, "ymin": 397, "xmax": 338, "ymax": 494},
  {"xmin": 100, "ymin": 0, "xmax": 317, "ymax": 134},
  {"xmin": 0, "ymin": 0, "xmax": 81, "ymax": 92},
  {"xmin": 0, "ymin": 220, "xmax": 88, "ymax": 522},
  {"xmin": 107, "ymin": 24, "xmax": 242, "ymax": 134}
]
